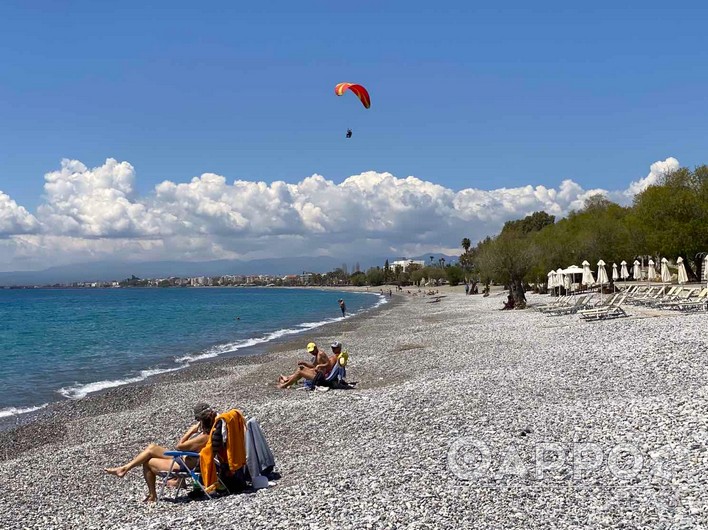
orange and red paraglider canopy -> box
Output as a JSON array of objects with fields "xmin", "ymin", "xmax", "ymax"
[{"xmin": 334, "ymin": 82, "xmax": 371, "ymax": 109}]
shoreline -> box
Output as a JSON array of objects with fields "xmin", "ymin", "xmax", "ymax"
[
  {"xmin": 0, "ymin": 286, "xmax": 388, "ymax": 429},
  {"xmin": 0, "ymin": 290, "xmax": 400, "ymax": 444}
]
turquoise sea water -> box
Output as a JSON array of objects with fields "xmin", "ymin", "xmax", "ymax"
[{"xmin": 0, "ymin": 287, "xmax": 383, "ymax": 417}]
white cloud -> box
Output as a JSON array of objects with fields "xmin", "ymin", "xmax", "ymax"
[
  {"xmin": 622, "ymin": 156, "xmax": 679, "ymax": 198},
  {"xmin": 0, "ymin": 156, "xmax": 681, "ymax": 270},
  {"xmin": 0, "ymin": 191, "xmax": 39, "ymax": 236}
]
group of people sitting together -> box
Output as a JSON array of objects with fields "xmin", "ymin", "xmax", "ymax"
[
  {"xmin": 277, "ymin": 340, "xmax": 353, "ymax": 390},
  {"xmin": 105, "ymin": 402, "xmax": 275, "ymax": 502}
]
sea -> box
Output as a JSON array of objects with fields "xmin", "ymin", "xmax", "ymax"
[{"xmin": 0, "ymin": 287, "xmax": 384, "ymax": 418}]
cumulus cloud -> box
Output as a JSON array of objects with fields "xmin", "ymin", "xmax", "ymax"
[
  {"xmin": 37, "ymin": 158, "xmax": 159, "ymax": 237},
  {"xmin": 622, "ymin": 156, "xmax": 680, "ymax": 199},
  {"xmin": 0, "ymin": 156, "xmax": 680, "ymax": 270},
  {"xmin": 0, "ymin": 191, "xmax": 39, "ymax": 236}
]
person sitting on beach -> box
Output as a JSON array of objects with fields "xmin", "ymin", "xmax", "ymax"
[
  {"xmin": 502, "ymin": 293, "xmax": 515, "ymax": 310},
  {"xmin": 277, "ymin": 342, "xmax": 334, "ymax": 389},
  {"xmin": 104, "ymin": 402, "xmax": 216, "ymax": 502}
]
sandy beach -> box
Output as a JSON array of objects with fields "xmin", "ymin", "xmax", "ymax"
[{"xmin": 1, "ymin": 289, "xmax": 706, "ymax": 529}]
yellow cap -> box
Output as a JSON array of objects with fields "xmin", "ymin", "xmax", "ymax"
[{"xmin": 306, "ymin": 342, "xmax": 317, "ymax": 353}]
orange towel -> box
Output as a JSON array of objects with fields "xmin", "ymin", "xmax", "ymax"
[{"xmin": 200, "ymin": 409, "xmax": 247, "ymax": 491}]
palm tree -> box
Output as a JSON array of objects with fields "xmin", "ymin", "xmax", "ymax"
[
  {"xmin": 430, "ymin": 255, "xmax": 434, "ymax": 266},
  {"xmin": 461, "ymin": 238, "xmax": 471, "ymax": 253}
]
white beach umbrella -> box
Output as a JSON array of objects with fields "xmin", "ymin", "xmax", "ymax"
[
  {"xmin": 677, "ymin": 257, "xmax": 688, "ymax": 285},
  {"xmin": 647, "ymin": 259, "xmax": 656, "ymax": 282},
  {"xmin": 633, "ymin": 260, "xmax": 641, "ymax": 281},
  {"xmin": 612, "ymin": 263, "xmax": 619, "ymax": 281},
  {"xmin": 620, "ymin": 260, "xmax": 629, "ymax": 281},
  {"xmin": 556, "ymin": 267, "xmax": 564, "ymax": 295},
  {"xmin": 660, "ymin": 257, "xmax": 671, "ymax": 284},
  {"xmin": 581, "ymin": 260, "xmax": 595, "ymax": 286},
  {"xmin": 564, "ymin": 274, "xmax": 572, "ymax": 292},
  {"xmin": 597, "ymin": 260, "xmax": 609, "ymax": 303}
]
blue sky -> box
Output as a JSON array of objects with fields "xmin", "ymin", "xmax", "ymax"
[
  {"xmin": 2, "ymin": 1, "xmax": 707, "ymax": 208},
  {"xmin": 0, "ymin": 2, "xmax": 706, "ymax": 271}
]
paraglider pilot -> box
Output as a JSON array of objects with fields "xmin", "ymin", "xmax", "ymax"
[{"xmin": 346, "ymin": 129, "xmax": 352, "ymax": 138}]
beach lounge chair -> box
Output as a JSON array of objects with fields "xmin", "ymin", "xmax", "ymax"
[
  {"xmin": 535, "ymin": 295, "xmax": 570, "ymax": 312},
  {"xmin": 627, "ymin": 286, "xmax": 663, "ymax": 305},
  {"xmin": 578, "ymin": 293, "xmax": 628, "ymax": 321},
  {"xmin": 636, "ymin": 286, "xmax": 680, "ymax": 307},
  {"xmin": 651, "ymin": 287, "xmax": 696, "ymax": 308},
  {"xmin": 660, "ymin": 288, "xmax": 707, "ymax": 312},
  {"xmin": 544, "ymin": 295, "xmax": 591, "ymax": 316}
]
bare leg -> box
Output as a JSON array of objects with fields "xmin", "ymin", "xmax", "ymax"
[
  {"xmin": 278, "ymin": 367, "xmax": 316, "ymax": 389},
  {"xmin": 143, "ymin": 456, "xmax": 183, "ymax": 502},
  {"xmin": 105, "ymin": 443, "xmax": 168, "ymax": 477}
]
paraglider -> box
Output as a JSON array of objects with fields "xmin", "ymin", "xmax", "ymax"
[
  {"xmin": 334, "ymin": 82, "xmax": 371, "ymax": 108},
  {"xmin": 335, "ymin": 82, "xmax": 369, "ymax": 139}
]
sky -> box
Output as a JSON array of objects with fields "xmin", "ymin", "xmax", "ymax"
[{"xmin": 0, "ymin": 1, "xmax": 707, "ymax": 272}]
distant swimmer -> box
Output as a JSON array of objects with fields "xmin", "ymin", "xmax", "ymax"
[
  {"xmin": 346, "ymin": 129, "xmax": 352, "ymax": 138},
  {"xmin": 235, "ymin": 316, "xmax": 240, "ymax": 320}
]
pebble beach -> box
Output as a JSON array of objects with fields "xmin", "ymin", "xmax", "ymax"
[{"xmin": 1, "ymin": 289, "xmax": 707, "ymax": 529}]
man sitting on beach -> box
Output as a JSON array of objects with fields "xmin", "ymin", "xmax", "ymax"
[
  {"xmin": 277, "ymin": 342, "xmax": 334, "ymax": 389},
  {"xmin": 104, "ymin": 402, "xmax": 216, "ymax": 502}
]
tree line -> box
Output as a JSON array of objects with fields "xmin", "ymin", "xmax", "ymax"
[{"xmin": 461, "ymin": 165, "xmax": 708, "ymax": 307}]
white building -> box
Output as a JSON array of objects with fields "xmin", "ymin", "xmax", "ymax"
[{"xmin": 391, "ymin": 259, "xmax": 425, "ymax": 271}]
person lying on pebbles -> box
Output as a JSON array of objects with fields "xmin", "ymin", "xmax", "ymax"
[{"xmin": 104, "ymin": 402, "xmax": 216, "ymax": 502}]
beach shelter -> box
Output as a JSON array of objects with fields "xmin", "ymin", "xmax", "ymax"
[
  {"xmin": 581, "ymin": 260, "xmax": 595, "ymax": 286},
  {"xmin": 620, "ymin": 261, "xmax": 629, "ymax": 281},
  {"xmin": 677, "ymin": 257, "xmax": 688, "ymax": 285},
  {"xmin": 612, "ymin": 263, "xmax": 619, "ymax": 281},
  {"xmin": 660, "ymin": 258, "xmax": 671, "ymax": 284},
  {"xmin": 561, "ymin": 265, "xmax": 583, "ymax": 294},
  {"xmin": 597, "ymin": 260, "xmax": 609, "ymax": 303},
  {"xmin": 647, "ymin": 259, "xmax": 656, "ymax": 282},
  {"xmin": 633, "ymin": 260, "xmax": 641, "ymax": 281}
]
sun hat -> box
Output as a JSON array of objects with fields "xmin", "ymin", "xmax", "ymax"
[
  {"xmin": 331, "ymin": 341, "xmax": 342, "ymax": 349},
  {"xmin": 306, "ymin": 342, "xmax": 317, "ymax": 353},
  {"xmin": 193, "ymin": 402, "xmax": 212, "ymax": 420}
]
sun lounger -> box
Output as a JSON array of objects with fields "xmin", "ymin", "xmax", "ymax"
[
  {"xmin": 659, "ymin": 288, "xmax": 708, "ymax": 312},
  {"xmin": 635, "ymin": 286, "xmax": 680, "ymax": 306},
  {"xmin": 651, "ymin": 287, "xmax": 697, "ymax": 308},
  {"xmin": 544, "ymin": 295, "xmax": 591, "ymax": 316},
  {"xmin": 578, "ymin": 293, "xmax": 628, "ymax": 320},
  {"xmin": 535, "ymin": 295, "xmax": 570, "ymax": 312},
  {"xmin": 627, "ymin": 286, "xmax": 664, "ymax": 305}
]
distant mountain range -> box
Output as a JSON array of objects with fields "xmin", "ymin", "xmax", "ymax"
[{"xmin": 0, "ymin": 253, "xmax": 459, "ymax": 286}]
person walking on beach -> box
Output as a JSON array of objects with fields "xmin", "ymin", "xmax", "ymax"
[
  {"xmin": 338, "ymin": 298, "xmax": 346, "ymax": 316},
  {"xmin": 104, "ymin": 402, "xmax": 216, "ymax": 502}
]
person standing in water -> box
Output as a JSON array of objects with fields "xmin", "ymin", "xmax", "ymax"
[{"xmin": 338, "ymin": 299, "xmax": 346, "ymax": 316}]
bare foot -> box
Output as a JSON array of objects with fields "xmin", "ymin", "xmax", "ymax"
[
  {"xmin": 104, "ymin": 466, "xmax": 127, "ymax": 478},
  {"xmin": 142, "ymin": 495, "xmax": 157, "ymax": 502}
]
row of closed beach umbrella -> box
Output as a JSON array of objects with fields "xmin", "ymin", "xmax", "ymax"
[{"xmin": 547, "ymin": 257, "xmax": 689, "ymax": 294}]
